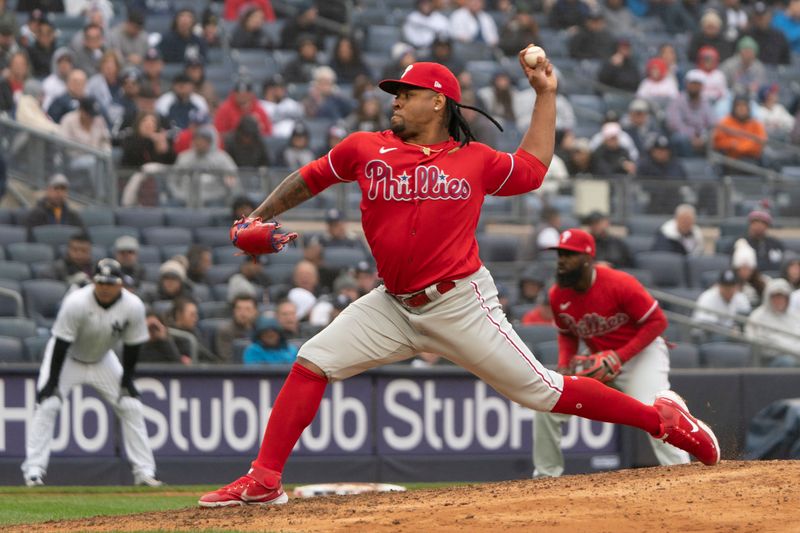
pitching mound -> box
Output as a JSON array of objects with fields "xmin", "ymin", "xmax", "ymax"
[{"xmin": 17, "ymin": 461, "xmax": 800, "ymax": 532}]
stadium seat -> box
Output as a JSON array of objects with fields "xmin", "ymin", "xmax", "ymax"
[
  {"xmin": 22, "ymin": 279, "xmax": 68, "ymax": 328},
  {"xmin": 663, "ymin": 321, "xmax": 690, "ymax": 343},
  {"xmin": 232, "ymin": 338, "xmax": 250, "ymax": 363},
  {"xmin": 24, "ymin": 336, "xmax": 49, "ymax": 362},
  {"xmin": 623, "ymin": 235, "xmax": 654, "ymax": 256},
  {"xmin": 0, "ymin": 285, "xmax": 23, "ymax": 317},
  {"xmin": 116, "ymin": 208, "xmax": 166, "ymax": 228},
  {"xmin": 569, "ymin": 94, "xmax": 606, "ymax": 117},
  {"xmin": 31, "ymin": 225, "xmax": 84, "ymax": 246},
  {"xmin": 206, "ymin": 264, "xmax": 240, "ymax": 285},
  {"xmin": 603, "ymin": 92, "xmax": 633, "ymax": 114},
  {"xmin": 323, "ymin": 247, "xmax": 368, "ymax": 271},
  {"xmin": 510, "ymin": 303, "xmax": 536, "ymax": 320},
  {"xmin": 88, "ymin": 225, "xmax": 140, "ymax": 247},
  {"xmin": 516, "ymin": 324, "xmax": 558, "ymax": 349},
  {"xmin": 141, "ymin": 263, "xmax": 162, "ymax": 283},
  {"xmin": 264, "ymin": 263, "xmax": 296, "ymax": 285},
  {"xmin": 0, "ymin": 208, "xmax": 13, "ymax": 224},
  {"xmin": 669, "ymin": 343, "xmax": 700, "ymax": 368},
  {"xmin": 366, "ymin": 25, "xmax": 402, "ymax": 54},
  {"xmin": 682, "ymin": 158, "xmax": 718, "ymax": 181},
  {"xmin": 80, "ymin": 207, "xmax": 115, "ymax": 227},
  {"xmin": 782, "ymin": 238, "xmax": 800, "ymax": 255},
  {"xmin": 165, "ymin": 210, "xmax": 214, "ymax": 229},
  {"xmin": 0, "ymin": 246, "xmax": 5, "ymax": 260},
  {"xmin": 193, "ymin": 283, "xmax": 212, "ymax": 303},
  {"xmin": 30, "ymin": 262, "xmax": 55, "ymax": 279},
  {"xmin": 687, "ymin": 254, "xmax": 732, "ymax": 288},
  {"xmin": 160, "ymin": 244, "xmax": 189, "ymax": 261},
  {"xmin": 713, "ymin": 236, "xmax": 736, "ymax": 256},
  {"xmin": 619, "ymin": 267, "xmax": 654, "ymax": 287},
  {"xmin": 700, "ymin": 342, "xmax": 752, "ymax": 368},
  {"xmin": 0, "ymin": 336, "xmax": 26, "ymax": 362},
  {"xmin": 195, "ymin": 227, "xmax": 233, "ymax": 247},
  {"xmin": 151, "ymin": 299, "xmax": 174, "ymax": 317},
  {"xmin": 452, "ymin": 40, "xmax": 492, "ymax": 61},
  {"xmin": 57, "ymin": 244, "xmax": 108, "ymax": 263},
  {"xmin": 142, "ymin": 227, "xmax": 193, "ymax": 247},
  {"xmin": 718, "ymin": 218, "xmax": 747, "ymax": 237},
  {"xmin": 477, "ymin": 234, "xmax": 522, "ymax": 263},
  {"xmin": 213, "ymin": 246, "xmax": 243, "ymax": 265},
  {"xmin": 7, "ymin": 242, "xmax": 55, "ymax": 263},
  {"xmin": 634, "ymin": 251, "xmax": 687, "ymax": 287},
  {"xmin": 659, "ymin": 287, "xmax": 704, "ymax": 316},
  {"xmin": 0, "ymin": 317, "xmax": 37, "ymax": 339},
  {"xmin": 625, "ymin": 216, "xmax": 668, "ymax": 236},
  {"xmin": 137, "ymin": 245, "xmax": 161, "ymax": 264},
  {"xmin": 198, "ymin": 301, "xmax": 230, "ymax": 319},
  {"xmin": 0, "ymin": 224, "xmax": 28, "ymax": 246},
  {"xmin": 0, "ymin": 261, "xmax": 32, "ymax": 281},
  {"xmin": 211, "ymin": 283, "xmax": 230, "ymax": 301},
  {"xmin": 198, "ymin": 317, "xmax": 228, "ymax": 348},
  {"xmin": 533, "ymin": 340, "xmax": 560, "ymax": 366},
  {"xmin": 265, "ymin": 247, "xmax": 304, "ymax": 266}
]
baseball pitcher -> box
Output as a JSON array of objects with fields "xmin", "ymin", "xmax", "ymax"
[
  {"xmin": 200, "ymin": 51, "xmax": 718, "ymax": 507},
  {"xmin": 533, "ymin": 229, "xmax": 690, "ymax": 477},
  {"xmin": 21, "ymin": 259, "xmax": 161, "ymax": 487}
]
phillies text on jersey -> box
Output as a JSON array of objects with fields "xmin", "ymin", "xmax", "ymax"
[
  {"xmin": 300, "ymin": 130, "xmax": 548, "ymax": 294},
  {"xmin": 549, "ymin": 266, "xmax": 661, "ymax": 353}
]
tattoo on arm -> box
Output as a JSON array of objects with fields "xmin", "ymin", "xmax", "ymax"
[{"xmin": 250, "ymin": 170, "xmax": 313, "ymax": 220}]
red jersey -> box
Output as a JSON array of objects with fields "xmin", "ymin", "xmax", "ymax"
[
  {"xmin": 549, "ymin": 266, "xmax": 665, "ymax": 361},
  {"xmin": 300, "ymin": 130, "xmax": 547, "ymax": 294}
]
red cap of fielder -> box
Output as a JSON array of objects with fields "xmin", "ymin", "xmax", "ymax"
[
  {"xmin": 550, "ymin": 228, "xmax": 596, "ymax": 258},
  {"xmin": 379, "ymin": 62, "xmax": 462, "ymax": 103}
]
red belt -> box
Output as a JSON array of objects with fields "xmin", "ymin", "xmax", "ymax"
[{"xmin": 397, "ymin": 281, "xmax": 456, "ymax": 308}]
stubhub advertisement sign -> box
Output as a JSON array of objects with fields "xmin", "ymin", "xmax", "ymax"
[{"xmin": 0, "ymin": 372, "xmax": 616, "ymax": 458}]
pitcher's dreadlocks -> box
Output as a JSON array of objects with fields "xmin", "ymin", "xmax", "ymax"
[{"xmin": 446, "ymin": 98, "xmax": 504, "ymax": 147}]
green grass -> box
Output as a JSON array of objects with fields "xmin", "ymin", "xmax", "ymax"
[{"xmin": 0, "ymin": 483, "xmax": 464, "ymax": 529}]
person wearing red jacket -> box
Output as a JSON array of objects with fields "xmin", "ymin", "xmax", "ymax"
[
  {"xmin": 214, "ymin": 79, "xmax": 272, "ymax": 136},
  {"xmin": 223, "ymin": 0, "xmax": 276, "ymax": 22},
  {"xmin": 533, "ymin": 229, "xmax": 690, "ymax": 477}
]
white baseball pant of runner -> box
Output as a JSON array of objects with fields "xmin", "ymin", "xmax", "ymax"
[
  {"xmin": 21, "ymin": 338, "xmax": 157, "ymax": 480},
  {"xmin": 299, "ymin": 266, "xmax": 566, "ymax": 411},
  {"xmin": 532, "ymin": 336, "xmax": 690, "ymax": 477}
]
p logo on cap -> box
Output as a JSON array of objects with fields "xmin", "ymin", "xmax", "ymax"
[{"xmin": 550, "ymin": 228, "xmax": 596, "ymax": 258}]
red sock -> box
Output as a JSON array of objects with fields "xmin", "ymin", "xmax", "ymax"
[
  {"xmin": 253, "ymin": 363, "xmax": 328, "ymax": 478},
  {"xmin": 552, "ymin": 376, "xmax": 662, "ymax": 436}
]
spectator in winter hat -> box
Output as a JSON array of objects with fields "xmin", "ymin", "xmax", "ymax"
[{"xmin": 636, "ymin": 57, "xmax": 679, "ymax": 101}]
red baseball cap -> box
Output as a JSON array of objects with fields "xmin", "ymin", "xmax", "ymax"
[
  {"xmin": 549, "ymin": 228, "xmax": 596, "ymax": 258},
  {"xmin": 379, "ymin": 62, "xmax": 461, "ymax": 103}
]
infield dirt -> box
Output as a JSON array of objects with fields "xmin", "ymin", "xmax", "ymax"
[{"xmin": 14, "ymin": 461, "xmax": 800, "ymax": 532}]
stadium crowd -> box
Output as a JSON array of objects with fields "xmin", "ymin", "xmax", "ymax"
[{"xmin": 0, "ymin": 0, "xmax": 799, "ymax": 367}]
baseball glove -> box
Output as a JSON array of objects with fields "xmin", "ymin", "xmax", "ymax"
[
  {"xmin": 569, "ymin": 350, "xmax": 622, "ymax": 383},
  {"xmin": 230, "ymin": 217, "xmax": 299, "ymax": 258}
]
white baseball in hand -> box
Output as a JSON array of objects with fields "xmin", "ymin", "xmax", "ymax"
[{"xmin": 524, "ymin": 45, "xmax": 546, "ymax": 68}]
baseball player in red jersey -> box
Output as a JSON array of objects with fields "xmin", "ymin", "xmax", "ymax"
[
  {"xmin": 200, "ymin": 50, "xmax": 719, "ymax": 507},
  {"xmin": 533, "ymin": 229, "xmax": 690, "ymax": 477}
]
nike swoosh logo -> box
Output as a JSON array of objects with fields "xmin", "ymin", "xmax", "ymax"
[
  {"xmin": 379, "ymin": 147, "xmax": 397, "ymax": 154},
  {"xmin": 684, "ymin": 415, "xmax": 700, "ymax": 433},
  {"xmin": 560, "ymin": 302, "xmax": 571, "ymax": 310}
]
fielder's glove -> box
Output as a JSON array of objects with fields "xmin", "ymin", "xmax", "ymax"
[
  {"xmin": 36, "ymin": 380, "xmax": 60, "ymax": 403},
  {"xmin": 120, "ymin": 374, "xmax": 139, "ymax": 398},
  {"xmin": 569, "ymin": 350, "xmax": 622, "ymax": 383},
  {"xmin": 230, "ymin": 217, "xmax": 299, "ymax": 258}
]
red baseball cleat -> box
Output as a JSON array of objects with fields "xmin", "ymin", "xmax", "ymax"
[
  {"xmin": 198, "ymin": 472, "xmax": 288, "ymax": 507},
  {"xmin": 653, "ymin": 390, "xmax": 720, "ymax": 466}
]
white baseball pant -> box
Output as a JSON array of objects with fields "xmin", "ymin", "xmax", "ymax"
[
  {"xmin": 532, "ymin": 336, "xmax": 690, "ymax": 477},
  {"xmin": 21, "ymin": 338, "xmax": 157, "ymax": 480},
  {"xmin": 299, "ymin": 266, "xmax": 566, "ymax": 412}
]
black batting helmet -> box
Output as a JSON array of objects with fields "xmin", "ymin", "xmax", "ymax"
[{"xmin": 93, "ymin": 258, "xmax": 123, "ymax": 285}]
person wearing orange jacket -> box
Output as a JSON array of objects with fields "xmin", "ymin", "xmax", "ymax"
[{"xmin": 713, "ymin": 95, "xmax": 767, "ymax": 161}]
